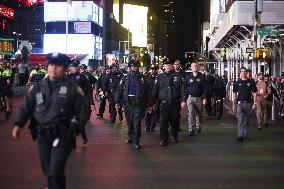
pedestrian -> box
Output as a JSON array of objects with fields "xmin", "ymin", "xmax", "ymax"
[
  {"xmin": 255, "ymin": 73, "xmax": 271, "ymax": 129},
  {"xmin": 203, "ymin": 67, "xmax": 215, "ymax": 119},
  {"xmin": 232, "ymin": 67, "xmax": 257, "ymax": 142},
  {"xmin": 115, "ymin": 60, "xmax": 150, "ymax": 149},
  {"xmin": 12, "ymin": 52, "xmax": 89, "ymax": 189},
  {"xmin": 152, "ymin": 59, "xmax": 184, "ymax": 146},
  {"xmin": 181, "ymin": 60, "xmax": 206, "ymax": 136},
  {"xmin": 214, "ymin": 74, "xmax": 226, "ymax": 119}
]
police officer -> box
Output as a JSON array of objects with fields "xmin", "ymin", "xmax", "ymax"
[
  {"xmin": 152, "ymin": 59, "xmax": 184, "ymax": 146},
  {"xmin": 111, "ymin": 64, "xmax": 124, "ymax": 122},
  {"xmin": 68, "ymin": 60, "xmax": 95, "ymax": 112},
  {"xmin": 12, "ymin": 53, "xmax": 89, "ymax": 189},
  {"xmin": 145, "ymin": 64, "xmax": 159, "ymax": 132},
  {"xmin": 106, "ymin": 64, "xmax": 123, "ymax": 123},
  {"xmin": 203, "ymin": 67, "xmax": 215, "ymax": 119},
  {"xmin": 181, "ymin": 60, "xmax": 206, "ymax": 136},
  {"xmin": 232, "ymin": 67, "xmax": 257, "ymax": 142},
  {"xmin": 67, "ymin": 60, "xmax": 94, "ymax": 144},
  {"xmin": 27, "ymin": 63, "xmax": 47, "ymax": 85},
  {"xmin": 115, "ymin": 60, "xmax": 150, "ymax": 149},
  {"xmin": 96, "ymin": 67, "xmax": 109, "ymax": 118},
  {"xmin": 79, "ymin": 64, "xmax": 97, "ymax": 92},
  {"xmin": 0, "ymin": 61, "xmax": 13, "ymax": 117}
]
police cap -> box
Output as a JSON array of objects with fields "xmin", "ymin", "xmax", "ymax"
[
  {"xmin": 47, "ymin": 52, "xmax": 71, "ymax": 68},
  {"xmin": 162, "ymin": 58, "xmax": 172, "ymax": 65},
  {"xmin": 69, "ymin": 59, "xmax": 80, "ymax": 67}
]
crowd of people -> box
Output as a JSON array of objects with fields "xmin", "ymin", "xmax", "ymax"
[{"xmin": 5, "ymin": 52, "xmax": 284, "ymax": 189}]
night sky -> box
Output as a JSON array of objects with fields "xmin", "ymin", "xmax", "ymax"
[
  {"xmin": 176, "ymin": 0, "xmax": 202, "ymax": 58},
  {"xmin": 151, "ymin": 0, "xmax": 202, "ymax": 59}
]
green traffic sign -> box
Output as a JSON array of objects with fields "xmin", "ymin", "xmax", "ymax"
[{"xmin": 257, "ymin": 28, "xmax": 278, "ymax": 36}]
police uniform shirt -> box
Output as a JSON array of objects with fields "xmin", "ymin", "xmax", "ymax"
[
  {"xmin": 128, "ymin": 73, "xmax": 138, "ymax": 96},
  {"xmin": 183, "ymin": 72, "xmax": 204, "ymax": 100},
  {"xmin": 152, "ymin": 71, "xmax": 183, "ymax": 104},
  {"xmin": 14, "ymin": 77, "xmax": 89, "ymax": 128},
  {"xmin": 233, "ymin": 79, "xmax": 257, "ymax": 102}
]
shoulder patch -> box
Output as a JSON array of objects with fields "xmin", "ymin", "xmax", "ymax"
[{"xmin": 76, "ymin": 86, "xmax": 85, "ymax": 96}]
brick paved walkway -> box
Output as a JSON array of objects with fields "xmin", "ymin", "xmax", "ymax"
[{"xmin": 0, "ymin": 97, "xmax": 284, "ymax": 189}]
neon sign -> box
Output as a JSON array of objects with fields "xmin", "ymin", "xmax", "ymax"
[
  {"xmin": 19, "ymin": 0, "xmax": 44, "ymax": 7},
  {"xmin": 0, "ymin": 4, "xmax": 15, "ymax": 19}
]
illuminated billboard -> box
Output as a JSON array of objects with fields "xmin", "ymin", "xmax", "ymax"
[
  {"xmin": 74, "ymin": 22, "xmax": 92, "ymax": 33},
  {"xmin": 44, "ymin": 1, "xmax": 103, "ymax": 25},
  {"xmin": 0, "ymin": 38, "xmax": 14, "ymax": 54},
  {"xmin": 43, "ymin": 34, "xmax": 95, "ymax": 55},
  {"xmin": 113, "ymin": 0, "xmax": 119, "ymax": 22},
  {"xmin": 123, "ymin": 4, "xmax": 148, "ymax": 47}
]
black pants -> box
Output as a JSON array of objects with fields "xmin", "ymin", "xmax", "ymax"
[
  {"xmin": 124, "ymin": 98, "xmax": 143, "ymax": 144},
  {"xmin": 145, "ymin": 103, "xmax": 158, "ymax": 130},
  {"xmin": 217, "ymin": 97, "xmax": 224, "ymax": 117},
  {"xmin": 205, "ymin": 96, "xmax": 213, "ymax": 117},
  {"xmin": 18, "ymin": 73, "xmax": 26, "ymax": 86},
  {"xmin": 37, "ymin": 134, "xmax": 73, "ymax": 189},
  {"xmin": 160, "ymin": 102, "xmax": 180, "ymax": 141},
  {"xmin": 98, "ymin": 96, "xmax": 106, "ymax": 115}
]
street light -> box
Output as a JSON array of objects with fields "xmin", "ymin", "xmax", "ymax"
[{"xmin": 12, "ymin": 32, "xmax": 22, "ymax": 50}]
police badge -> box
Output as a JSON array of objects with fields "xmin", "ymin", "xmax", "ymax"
[
  {"xmin": 59, "ymin": 86, "xmax": 67, "ymax": 95},
  {"xmin": 36, "ymin": 93, "xmax": 44, "ymax": 105}
]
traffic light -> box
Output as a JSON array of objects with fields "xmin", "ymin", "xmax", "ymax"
[{"xmin": 255, "ymin": 48, "xmax": 271, "ymax": 60}]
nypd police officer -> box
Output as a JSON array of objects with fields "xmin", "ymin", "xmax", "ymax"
[
  {"xmin": 115, "ymin": 60, "xmax": 150, "ymax": 149},
  {"xmin": 67, "ymin": 60, "xmax": 94, "ymax": 144},
  {"xmin": 96, "ymin": 66, "xmax": 110, "ymax": 118},
  {"xmin": 145, "ymin": 64, "xmax": 159, "ymax": 132},
  {"xmin": 106, "ymin": 64, "xmax": 123, "ymax": 123},
  {"xmin": 181, "ymin": 60, "xmax": 207, "ymax": 136},
  {"xmin": 12, "ymin": 53, "xmax": 89, "ymax": 189},
  {"xmin": 232, "ymin": 67, "xmax": 257, "ymax": 142},
  {"xmin": 152, "ymin": 59, "xmax": 184, "ymax": 146}
]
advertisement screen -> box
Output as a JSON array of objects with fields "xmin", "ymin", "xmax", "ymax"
[
  {"xmin": 99, "ymin": 7, "xmax": 103, "ymax": 27},
  {"xmin": 123, "ymin": 4, "xmax": 148, "ymax": 47},
  {"xmin": 43, "ymin": 34, "xmax": 95, "ymax": 55},
  {"xmin": 113, "ymin": 0, "xmax": 119, "ymax": 22},
  {"xmin": 95, "ymin": 36, "xmax": 102, "ymax": 60},
  {"xmin": 44, "ymin": 1, "xmax": 99, "ymax": 23},
  {"xmin": 74, "ymin": 22, "xmax": 92, "ymax": 33},
  {"xmin": 0, "ymin": 38, "xmax": 14, "ymax": 54}
]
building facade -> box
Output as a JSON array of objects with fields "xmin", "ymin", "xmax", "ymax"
[{"xmin": 208, "ymin": 0, "xmax": 284, "ymax": 101}]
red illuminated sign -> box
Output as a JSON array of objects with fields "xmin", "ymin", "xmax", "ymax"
[
  {"xmin": 19, "ymin": 0, "xmax": 44, "ymax": 7},
  {"xmin": 0, "ymin": 4, "xmax": 15, "ymax": 19}
]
